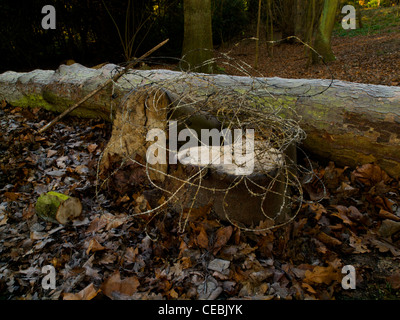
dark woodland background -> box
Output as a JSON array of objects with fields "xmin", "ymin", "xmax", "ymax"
[{"xmin": 0, "ymin": 0, "xmax": 251, "ymax": 72}]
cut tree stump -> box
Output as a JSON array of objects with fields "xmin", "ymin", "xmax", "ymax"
[
  {"xmin": 35, "ymin": 192, "xmax": 82, "ymax": 224},
  {"xmin": 165, "ymin": 141, "xmax": 293, "ymax": 227},
  {"xmin": 1, "ymin": 63, "xmax": 399, "ymax": 177},
  {"xmin": 96, "ymin": 87, "xmax": 298, "ymax": 227}
]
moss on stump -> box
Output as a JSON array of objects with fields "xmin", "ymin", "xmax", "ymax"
[{"xmin": 35, "ymin": 191, "xmax": 82, "ymax": 224}]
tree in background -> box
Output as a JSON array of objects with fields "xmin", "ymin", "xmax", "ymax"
[
  {"xmin": 271, "ymin": 0, "xmax": 338, "ymax": 63},
  {"xmin": 312, "ymin": 0, "xmax": 340, "ymax": 63},
  {"xmin": 182, "ymin": 0, "xmax": 215, "ymax": 73}
]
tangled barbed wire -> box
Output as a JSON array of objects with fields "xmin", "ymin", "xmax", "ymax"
[{"xmin": 96, "ymin": 37, "xmax": 331, "ymax": 233}]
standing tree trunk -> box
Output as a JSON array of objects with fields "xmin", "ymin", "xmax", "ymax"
[
  {"xmin": 312, "ymin": 0, "xmax": 339, "ymax": 63},
  {"xmin": 280, "ymin": 0, "xmax": 296, "ymax": 39},
  {"xmin": 294, "ymin": 0, "xmax": 321, "ymax": 41},
  {"xmin": 254, "ymin": 0, "xmax": 262, "ymax": 68},
  {"xmin": 182, "ymin": 0, "xmax": 214, "ymax": 73}
]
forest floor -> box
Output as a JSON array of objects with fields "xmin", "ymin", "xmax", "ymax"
[
  {"xmin": 214, "ymin": 5, "xmax": 400, "ymax": 87},
  {"xmin": 216, "ymin": 29, "xmax": 400, "ymax": 87},
  {"xmin": 1, "ymin": 7, "xmax": 400, "ymax": 301},
  {"xmin": 2, "ymin": 100, "xmax": 400, "ymax": 301}
]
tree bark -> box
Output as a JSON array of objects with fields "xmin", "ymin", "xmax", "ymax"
[
  {"xmin": 1, "ymin": 63, "xmax": 400, "ymax": 178},
  {"xmin": 182, "ymin": 0, "xmax": 215, "ymax": 73},
  {"xmin": 312, "ymin": 0, "xmax": 339, "ymax": 63}
]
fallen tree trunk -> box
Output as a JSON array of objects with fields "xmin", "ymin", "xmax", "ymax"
[{"xmin": 0, "ymin": 63, "xmax": 399, "ymax": 178}]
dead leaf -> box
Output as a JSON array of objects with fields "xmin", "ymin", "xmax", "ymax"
[
  {"xmin": 373, "ymin": 196, "xmax": 395, "ymax": 213},
  {"xmin": 181, "ymin": 256, "xmax": 192, "ymax": 269},
  {"xmin": 178, "ymin": 239, "xmax": 189, "ymax": 258},
  {"xmin": 86, "ymin": 214, "xmax": 109, "ymax": 233},
  {"xmin": 4, "ymin": 192, "xmax": 21, "ymax": 201},
  {"xmin": 304, "ymin": 265, "xmax": 341, "ymax": 285},
  {"xmin": 186, "ymin": 204, "xmax": 212, "ymax": 222},
  {"xmin": 98, "ymin": 253, "xmax": 117, "ymax": 265},
  {"xmin": 347, "ymin": 206, "xmax": 368, "ymax": 223},
  {"xmin": 349, "ymin": 234, "xmax": 370, "ymax": 253},
  {"xmin": 308, "ymin": 203, "xmax": 327, "ymax": 221},
  {"xmin": 324, "ymin": 161, "xmax": 347, "ymax": 189},
  {"xmin": 331, "ymin": 205, "xmax": 354, "ymax": 226},
  {"xmin": 351, "ymin": 163, "xmax": 391, "ymax": 187},
  {"xmin": 63, "ymin": 283, "xmax": 100, "ymax": 300},
  {"xmin": 366, "ymin": 233, "xmax": 400, "ymax": 256},
  {"xmin": 302, "ymin": 282, "xmax": 317, "ymax": 294},
  {"xmin": 196, "ymin": 224, "xmax": 209, "ymax": 249},
  {"xmin": 124, "ymin": 247, "xmax": 138, "ymax": 264},
  {"xmin": 75, "ymin": 165, "xmax": 89, "ymax": 175},
  {"xmin": 46, "ymin": 149, "xmax": 57, "ymax": 158},
  {"xmin": 168, "ymin": 288, "xmax": 179, "ymax": 299},
  {"xmin": 378, "ymin": 209, "xmax": 400, "ymax": 222},
  {"xmin": 87, "ymin": 143, "xmax": 98, "ymax": 153},
  {"xmin": 56, "ymin": 156, "xmax": 69, "ymax": 169},
  {"xmin": 316, "ymin": 231, "xmax": 342, "ymax": 247},
  {"xmin": 106, "ymin": 215, "xmax": 127, "ymax": 231},
  {"xmin": 22, "ymin": 203, "xmax": 35, "ymax": 220},
  {"xmin": 335, "ymin": 181, "xmax": 358, "ymax": 198},
  {"xmin": 101, "ymin": 271, "xmax": 140, "ymax": 299},
  {"xmin": 86, "ymin": 239, "xmax": 105, "ymax": 255},
  {"xmin": 212, "ymin": 226, "xmax": 233, "ymax": 254},
  {"xmin": 0, "ymin": 215, "xmax": 8, "ymax": 226},
  {"xmin": 314, "ymin": 238, "xmax": 328, "ymax": 254},
  {"xmin": 378, "ymin": 219, "xmax": 400, "ymax": 238},
  {"xmin": 387, "ymin": 272, "xmax": 400, "ymax": 290}
]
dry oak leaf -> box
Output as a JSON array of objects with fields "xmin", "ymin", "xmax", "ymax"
[
  {"xmin": 124, "ymin": 247, "xmax": 139, "ymax": 264},
  {"xmin": 86, "ymin": 215, "xmax": 108, "ymax": 233},
  {"xmin": 86, "ymin": 238, "xmax": 105, "ymax": 255},
  {"xmin": 4, "ymin": 192, "xmax": 22, "ymax": 201},
  {"xmin": 369, "ymin": 237, "xmax": 400, "ymax": 256},
  {"xmin": 301, "ymin": 282, "xmax": 317, "ymax": 294},
  {"xmin": 87, "ymin": 143, "xmax": 98, "ymax": 153},
  {"xmin": 308, "ymin": 203, "xmax": 327, "ymax": 221},
  {"xmin": 191, "ymin": 223, "xmax": 209, "ymax": 249},
  {"xmin": 373, "ymin": 196, "xmax": 395, "ymax": 213},
  {"xmin": 331, "ymin": 205, "xmax": 354, "ymax": 226},
  {"xmin": 63, "ymin": 283, "xmax": 100, "ymax": 300},
  {"xmin": 324, "ymin": 161, "xmax": 348, "ymax": 189},
  {"xmin": 349, "ymin": 234, "xmax": 370, "ymax": 254},
  {"xmin": 212, "ymin": 226, "xmax": 233, "ymax": 255},
  {"xmin": 304, "ymin": 265, "xmax": 341, "ymax": 285},
  {"xmin": 351, "ymin": 163, "xmax": 391, "ymax": 187},
  {"xmin": 316, "ymin": 231, "xmax": 342, "ymax": 247},
  {"xmin": 101, "ymin": 271, "xmax": 140, "ymax": 299},
  {"xmin": 378, "ymin": 209, "xmax": 400, "ymax": 222}
]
